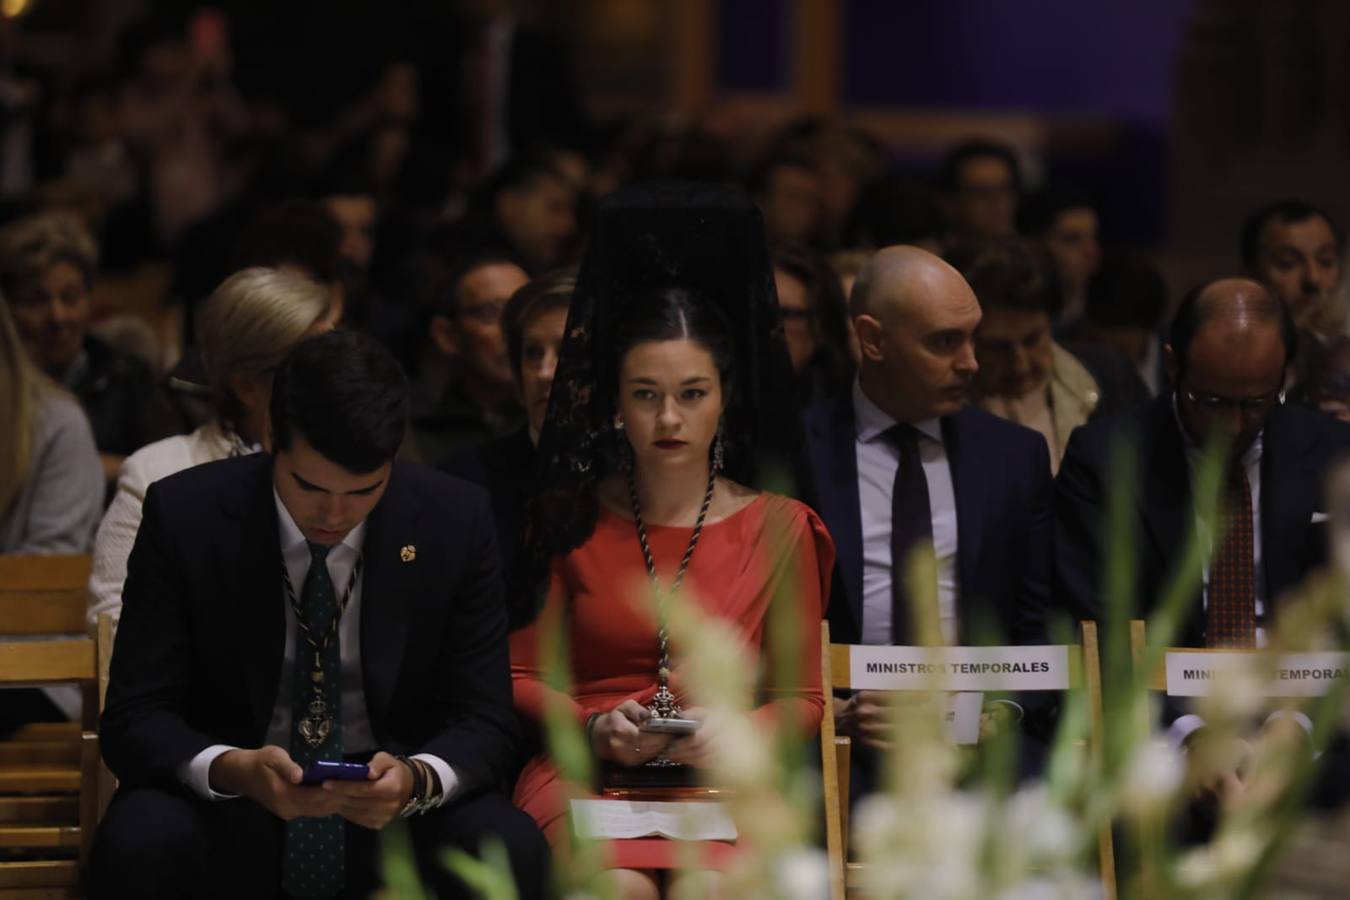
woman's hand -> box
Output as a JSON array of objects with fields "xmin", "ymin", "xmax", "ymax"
[
  {"xmin": 589, "ymin": 699, "xmax": 673, "ymax": 766},
  {"xmin": 662, "ymin": 706, "xmax": 727, "ymax": 768}
]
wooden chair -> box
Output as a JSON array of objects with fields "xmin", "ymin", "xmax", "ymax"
[
  {"xmin": 820, "ymin": 621, "xmax": 1113, "ymax": 900},
  {"xmin": 0, "ymin": 554, "xmax": 100, "ymax": 897}
]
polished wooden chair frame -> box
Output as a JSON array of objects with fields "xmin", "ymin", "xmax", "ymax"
[
  {"xmin": 820, "ymin": 620, "xmax": 1114, "ymax": 900},
  {"xmin": 0, "ymin": 554, "xmax": 101, "ymax": 897}
]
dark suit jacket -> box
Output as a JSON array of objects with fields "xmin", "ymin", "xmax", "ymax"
[
  {"xmin": 803, "ymin": 393, "xmax": 1054, "ymax": 648},
  {"xmin": 442, "ymin": 427, "xmax": 536, "ymax": 631},
  {"xmin": 1055, "ymin": 394, "xmax": 1350, "ymax": 644},
  {"xmin": 101, "ymin": 454, "xmax": 520, "ymax": 794}
]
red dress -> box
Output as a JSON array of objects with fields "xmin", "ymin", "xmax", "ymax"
[{"xmin": 509, "ymin": 493, "xmax": 835, "ymax": 871}]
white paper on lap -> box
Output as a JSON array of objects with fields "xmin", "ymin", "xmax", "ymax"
[{"xmin": 569, "ymin": 799, "xmax": 738, "ymax": 841}]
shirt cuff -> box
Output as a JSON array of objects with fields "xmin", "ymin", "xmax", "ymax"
[
  {"xmin": 410, "ymin": 753, "xmax": 460, "ymax": 807},
  {"xmin": 1166, "ymin": 714, "xmax": 1207, "ymax": 750},
  {"xmin": 177, "ymin": 744, "xmax": 242, "ymax": 801},
  {"xmin": 986, "ymin": 698, "xmax": 1025, "ymax": 724}
]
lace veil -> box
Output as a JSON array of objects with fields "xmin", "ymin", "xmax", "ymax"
[{"xmin": 517, "ymin": 181, "xmax": 809, "ymax": 608}]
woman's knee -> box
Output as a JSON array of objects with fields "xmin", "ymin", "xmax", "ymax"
[{"xmin": 606, "ymin": 867, "xmax": 661, "ymax": 900}]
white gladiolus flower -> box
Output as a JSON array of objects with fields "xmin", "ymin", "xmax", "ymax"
[
  {"xmin": 1176, "ymin": 827, "xmax": 1267, "ymax": 889},
  {"xmin": 1198, "ymin": 657, "xmax": 1266, "ymax": 723},
  {"xmin": 994, "ymin": 874, "xmax": 1104, "ymax": 900},
  {"xmin": 772, "ymin": 848, "xmax": 830, "ymax": 900},
  {"xmin": 1004, "ymin": 786, "xmax": 1080, "ymax": 862},
  {"xmin": 1120, "ymin": 738, "xmax": 1185, "ymax": 817}
]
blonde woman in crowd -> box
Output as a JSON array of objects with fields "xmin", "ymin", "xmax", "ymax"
[
  {"xmin": 0, "ymin": 293, "xmax": 102, "ymax": 553},
  {"xmin": 88, "ymin": 268, "xmax": 335, "ymax": 629}
]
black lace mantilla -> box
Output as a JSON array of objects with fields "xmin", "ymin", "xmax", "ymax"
[{"xmin": 516, "ymin": 181, "xmax": 810, "ymax": 612}]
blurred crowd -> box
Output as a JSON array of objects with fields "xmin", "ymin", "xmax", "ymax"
[{"xmin": 2, "ymin": 2, "xmax": 1349, "ymax": 548}]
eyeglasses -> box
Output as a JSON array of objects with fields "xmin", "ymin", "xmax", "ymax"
[{"xmin": 1181, "ymin": 387, "xmax": 1285, "ymax": 415}]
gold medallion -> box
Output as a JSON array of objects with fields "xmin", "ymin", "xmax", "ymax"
[{"xmin": 298, "ymin": 698, "xmax": 332, "ymax": 748}]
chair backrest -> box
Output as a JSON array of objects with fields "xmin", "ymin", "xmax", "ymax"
[
  {"xmin": 1129, "ymin": 619, "xmax": 1345, "ymax": 700},
  {"xmin": 820, "ymin": 621, "xmax": 1114, "ymax": 900},
  {"xmin": 0, "ymin": 554, "xmax": 100, "ymax": 895},
  {"xmin": 0, "ymin": 554, "xmax": 92, "ymax": 637}
]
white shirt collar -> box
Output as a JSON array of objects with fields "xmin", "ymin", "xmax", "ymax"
[
  {"xmin": 273, "ymin": 488, "xmax": 366, "ymax": 556},
  {"xmin": 853, "ymin": 377, "xmax": 943, "ymax": 446}
]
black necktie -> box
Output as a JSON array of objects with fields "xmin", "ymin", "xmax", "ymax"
[{"xmin": 889, "ymin": 424, "xmax": 935, "ymax": 645}]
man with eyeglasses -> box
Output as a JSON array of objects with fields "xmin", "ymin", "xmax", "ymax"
[
  {"xmin": 409, "ymin": 249, "xmax": 529, "ymax": 468},
  {"xmin": 1055, "ymin": 278, "xmax": 1350, "ymax": 816},
  {"xmin": 1057, "ymin": 277, "xmax": 1350, "ymax": 641}
]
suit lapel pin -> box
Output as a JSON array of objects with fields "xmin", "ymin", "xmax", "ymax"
[{"xmin": 400, "ymin": 545, "xmax": 416, "ymax": 563}]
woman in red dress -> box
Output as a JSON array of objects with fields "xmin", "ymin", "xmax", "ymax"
[{"xmin": 509, "ymin": 184, "xmax": 834, "ymax": 899}]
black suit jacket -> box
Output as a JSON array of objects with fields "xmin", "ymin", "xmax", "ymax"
[
  {"xmin": 101, "ymin": 455, "xmax": 520, "ymax": 793},
  {"xmin": 1055, "ymin": 394, "xmax": 1350, "ymax": 644},
  {"xmin": 803, "ymin": 393, "xmax": 1054, "ymax": 648},
  {"xmin": 442, "ymin": 427, "xmax": 536, "ymax": 631}
]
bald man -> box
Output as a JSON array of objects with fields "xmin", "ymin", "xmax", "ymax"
[
  {"xmin": 1056, "ymin": 278, "xmax": 1350, "ymax": 646},
  {"xmin": 802, "ymin": 246, "xmax": 1054, "ymax": 756}
]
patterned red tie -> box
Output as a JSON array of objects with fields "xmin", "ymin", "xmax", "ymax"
[{"xmin": 1206, "ymin": 463, "xmax": 1256, "ymax": 648}]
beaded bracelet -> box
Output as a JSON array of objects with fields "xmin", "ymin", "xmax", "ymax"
[{"xmin": 395, "ymin": 755, "xmax": 437, "ymax": 817}]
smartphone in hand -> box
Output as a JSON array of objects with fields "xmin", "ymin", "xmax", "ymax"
[
  {"xmin": 640, "ymin": 717, "xmax": 700, "ymax": 736},
  {"xmin": 300, "ymin": 760, "xmax": 370, "ymax": 785}
]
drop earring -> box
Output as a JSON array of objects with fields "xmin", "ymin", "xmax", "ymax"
[
  {"xmin": 615, "ymin": 418, "xmax": 633, "ymax": 472},
  {"xmin": 711, "ymin": 421, "xmax": 725, "ymax": 474}
]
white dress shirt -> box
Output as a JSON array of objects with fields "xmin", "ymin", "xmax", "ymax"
[
  {"xmin": 177, "ymin": 494, "xmax": 458, "ymax": 804},
  {"xmin": 854, "ymin": 379, "xmax": 960, "ymax": 645}
]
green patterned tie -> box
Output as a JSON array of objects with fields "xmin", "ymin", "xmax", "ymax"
[{"xmin": 282, "ymin": 542, "xmax": 345, "ymax": 899}]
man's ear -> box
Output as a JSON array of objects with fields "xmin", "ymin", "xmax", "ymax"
[
  {"xmin": 1162, "ymin": 342, "xmax": 1179, "ymax": 388},
  {"xmin": 854, "ymin": 314, "xmax": 885, "ymax": 363},
  {"xmin": 429, "ymin": 314, "xmax": 460, "ymax": 359}
]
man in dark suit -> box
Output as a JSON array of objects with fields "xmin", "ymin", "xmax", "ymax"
[
  {"xmin": 802, "ymin": 245, "xmax": 1053, "ymax": 763},
  {"xmin": 1057, "ymin": 277, "xmax": 1350, "ymax": 646},
  {"xmin": 92, "ymin": 331, "xmax": 548, "ymax": 899},
  {"xmin": 1055, "ymin": 278, "xmax": 1350, "ymax": 813}
]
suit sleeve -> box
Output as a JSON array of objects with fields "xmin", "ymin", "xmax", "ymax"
[
  {"xmin": 415, "ymin": 489, "xmax": 522, "ymax": 790},
  {"xmin": 100, "ymin": 482, "xmax": 219, "ymax": 786},
  {"xmin": 1013, "ymin": 433, "xmax": 1054, "ymax": 646},
  {"xmin": 1053, "ymin": 425, "xmax": 1107, "ymax": 627}
]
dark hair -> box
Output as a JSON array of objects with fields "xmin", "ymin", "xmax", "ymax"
[
  {"xmin": 1168, "ymin": 279, "xmax": 1298, "ymax": 380},
  {"xmin": 608, "ymin": 285, "xmax": 735, "ymax": 405},
  {"xmin": 270, "ymin": 330, "xmax": 409, "ymax": 473},
  {"xmin": 938, "ymin": 139, "xmax": 1022, "ymax": 194},
  {"xmin": 1085, "ymin": 253, "xmax": 1166, "ymax": 330},
  {"xmin": 431, "ymin": 247, "xmax": 527, "ymax": 320},
  {"xmin": 747, "ymin": 146, "xmax": 816, "ymax": 198},
  {"xmin": 470, "ymin": 152, "xmax": 569, "ymax": 215},
  {"xmin": 1018, "ymin": 183, "xmax": 1095, "ymax": 236},
  {"xmin": 844, "ymin": 169, "xmax": 944, "ymax": 248},
  {"xmin": 945, "ymin": 238, "xmax": 1062, "ymax": 318},
  {"xmin": 1239, "ymin": 199, "xmax": 1343, "ymax": 269},
  {"xmin": 503, "ymin": 268, "xmax": 577, "ymax": 377},
  {"xmin": 770, "ymin": 241, "xmax": 853, "ymax": 372},
  {"xmin": 231, "ymin": 199, "xmax": 344, "ymax": 285}
]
